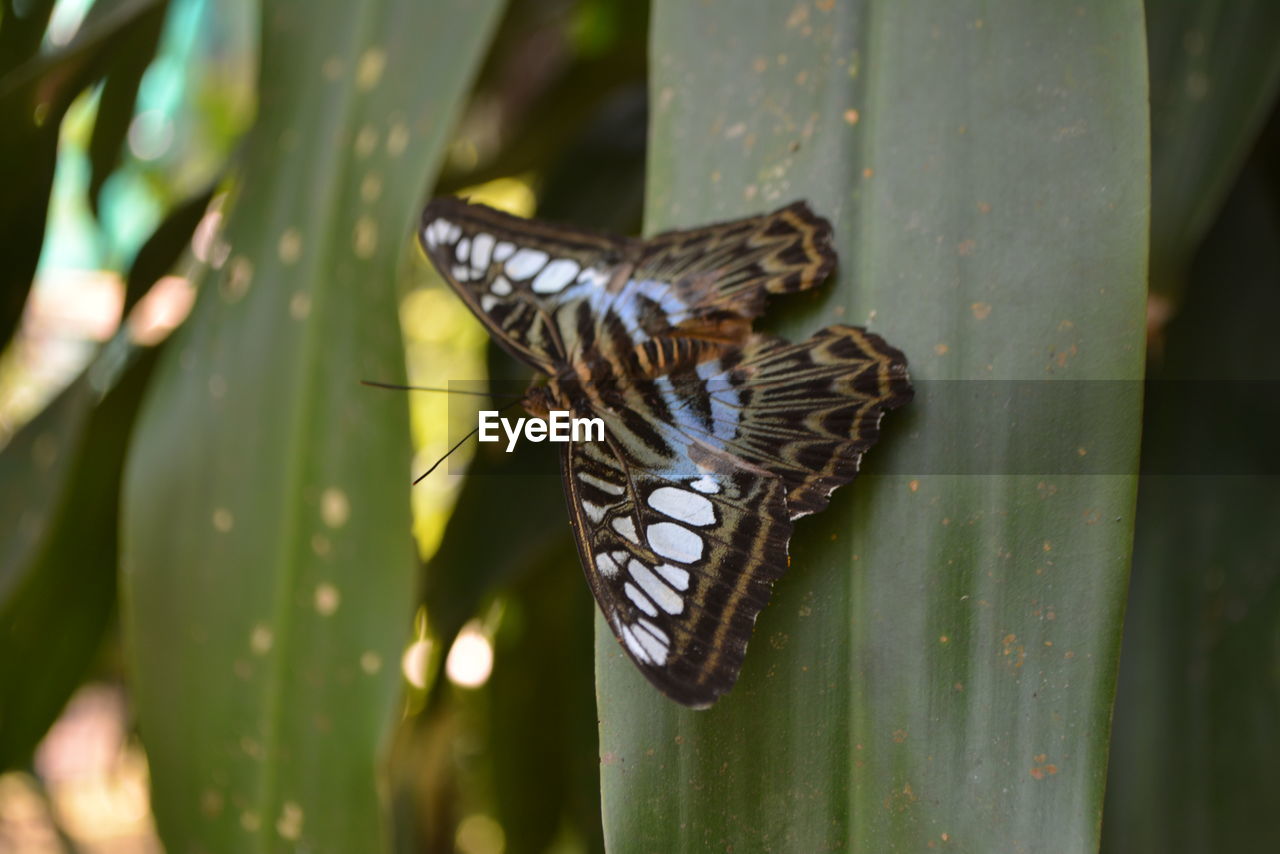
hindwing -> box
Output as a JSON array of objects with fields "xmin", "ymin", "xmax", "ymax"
[{"xmin": 563, "ymin": 431, "xmax": 791, "ymax": 708}]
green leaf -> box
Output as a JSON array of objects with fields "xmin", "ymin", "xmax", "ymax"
[
  {"xmin": 1145, "ymin": 0, "xmax": 1280, "ymax": 293},
  {"xmin": 1103, "ymin": 167, "xmax": 1280, "ymax": 851},
  {"xmin": 0, "ymin": 342, "xmax": 155, "ymax": 770},
  {"xmin": 120, "ymin": 1, "xmax": 503, "ymax": 850},
  {"xmin": 598, "ymin": 3, "xmax": 1147, "ymax": 851}
]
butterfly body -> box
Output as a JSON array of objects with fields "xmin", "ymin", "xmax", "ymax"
[{"xmin": 420, "ymin": 197, "xmax": 911, "ymax": 707}]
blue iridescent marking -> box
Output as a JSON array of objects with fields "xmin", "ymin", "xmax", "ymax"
[{"xmin": 695, "ymin": 360, "xmax": 742, "ymax": 441}]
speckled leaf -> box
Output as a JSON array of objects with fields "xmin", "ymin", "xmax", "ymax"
[
  {"xmin": 121, "ymin": 2, "xmax": 503, "ymax": 851},
  {"xmin": 598, "ymin": 3, "xmax": 1147, "ymax": 852}
]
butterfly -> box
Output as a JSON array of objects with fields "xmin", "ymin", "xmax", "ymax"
[{"xmin": 419, "ymin": 197, "xmax": 912, "ymax": 708}]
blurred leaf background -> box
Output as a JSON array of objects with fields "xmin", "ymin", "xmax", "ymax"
[{"xmin": 0, "ymin": 0, "xmax": 1276, "ymax": 852}]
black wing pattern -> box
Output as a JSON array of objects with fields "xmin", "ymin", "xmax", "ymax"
[{"xmin": 418, "ymin": 196, "xmax": 912, "ymax": 707}]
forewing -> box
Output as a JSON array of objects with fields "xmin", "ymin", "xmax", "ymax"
[
  {"xmin": 419, "ymin": 197, "xmax": 631, "ymax": 371},
  {"xmin": 635, "ymin": 200, "xmax": 836, "ymax": 323},
  {"xmin": 562, "ymin": 436, "xmax": 792, "ymax": 708}
]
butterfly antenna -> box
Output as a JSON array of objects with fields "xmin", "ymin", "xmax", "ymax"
[
  {"xmin": 413, "ymin": 396, "xmax": 524, "ymax": 484},
  {"xmin": 361, "ymin": 379, "xmax": 496, "ymax": 398}
]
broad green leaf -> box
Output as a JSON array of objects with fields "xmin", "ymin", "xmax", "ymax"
[
  {"xmin": 599, "ymin": 3, "xmax": 1147, "ymax": 852},
  {"xmin": 1145, "ymin": 0, "xmax": 1280, "ymax": 294},
  {"xmin": 121, "ymin": 1, "xmax": 503, "ymax": 851},
  {"xmin": 0, "ymin": 343, "xmax": 153, "ymax": 770},
  {"xmin": 1103, "ymin": 168, "xmax": 1280, "ymax": 852}
]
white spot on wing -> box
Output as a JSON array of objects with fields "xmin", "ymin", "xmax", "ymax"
[
  {"xmin": 656, "ymin": 563, "xmax": 690, "ymax": 592},
  {"xmin": 577, "ymin": 267, "xmax": 609, "ymax": 288},
  {"xmin": 531, "ymin": 258, "xmax": 580, "ymax": 294},
  {"xmin": 490, "ymin": 275, "xmax": 512, "ymax": 296},
  {"xmin": 625, "ymin": 582, "xmax": 659, "ymax": 617},
  {"xmin": 493, "ymin": 241, "xmax": 515, "ymax": 262},
  {"xmin": 690, "ymin": 475, "xmax": 720, "ymax": 494},
  {"xmin": 647, "ymin": 522, "xmax": 703, "ymax": 563},
  {"xmin": 629, "ymin": 559, "xmax": 683, "ymax": 614},
  {"xmin": 612, "ymin": 516, "xmax": 639, "ymax": 544},
  {"xmin": 452, "ymin": 264, "xmax": 473, "ymax": 282},
  {"xmin": 648, "ymin": 487, "xmax": 715, "ymax": 526},
  {"xmin": 480, "ymin": 294, "xmax": 498, "ymax": 312},
  {"xmin": 619, "ymin": 624, "xmax": 652, "ymax": 663},
  {"xmin": 505, "ymin": 247, "xmax": 549, "ymax": 280},
  {"xmin": 582, "ymin": 501, "xmax": 606, "ymax": 524},
  {"xmin": 633, "ymin": 619, "xmax": 670, "ymax": 663},
  {"xmin": 455, "ymin": 236, "xmax": 470, "ymax": 263},
  {"xmin": 596, "ymin": 552, "xmax": 620, "ymax": 578},
  {"xmin": 471, "ymin": 232, "xmax": 494, "ymax": 271},
  {"xmin": 579, "ymin": 472, "xmax": 624, "ymax": 495}
]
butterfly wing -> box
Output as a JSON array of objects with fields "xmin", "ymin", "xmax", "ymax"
[
  {"xmin": 419, "ymin": 198, "xmax": 839, "ymax": 370},
  {"xmin": 563, "ymin": 325, "xmax": 909, "ymax": 704},
  {"xmin": 635, "ymin": 200, "xmax": 836, "ymax": 324},
  {"xmin": 657, "ymin": 325, "xmax": 913, "ymax": 518},
  {"xmin": 562, "ymin": 431, "xmax": 793, "ymax": 708},
  {"xmin": 420, "ymin": 196, "xmax": 632, "ymax": 372},
  {"xmin": 419, "ymin": 196, "xmax": 911, "ymax": 707}
]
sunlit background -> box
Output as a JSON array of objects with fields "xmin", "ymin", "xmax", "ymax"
[{"xmin": 0, "ymin": 0, "xmax": 645, "ymax": 850}]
